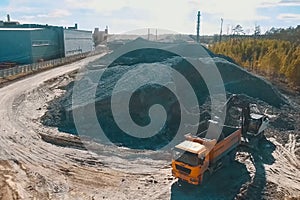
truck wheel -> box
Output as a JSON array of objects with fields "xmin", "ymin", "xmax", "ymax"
[{"xmin": 177, "ymin": 179, "xmax": 184, "ymax": 186}]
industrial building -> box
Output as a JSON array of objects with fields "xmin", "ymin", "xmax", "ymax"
[
  {"xmin": 0, "ymin": 16, "xmax": 93, "ymax": 65},
  {"xmin": 93, "ymin": 26, "xmax": 108, "ymax": 46},
  {"xmin": 0, "ymin": 27, "xmax": 64, "ymax": 64},
  {"xmin": 64, "ymin": 29, "xmax": 93, "ymax": 57}
]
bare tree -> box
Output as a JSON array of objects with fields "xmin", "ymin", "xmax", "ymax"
[
  {"xmin": 232, "ymin": 24, "xmax": 244, "ymax": 35},
  {"xmin": 254, "ymin": 25, "xmax": 261, "ymax": 36}
]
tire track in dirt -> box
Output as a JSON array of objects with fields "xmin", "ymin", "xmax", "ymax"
[
  {"xmin": 0, "ymin": 54, "xmax": 117, "ymax": 199},
  {"xmin": 0, "ymin": 53, "xmax": 174, "ymax": 199},
  {"xmin": 1, "ymin": 50, "xmax": 300, "ymax": 199},
  {"xmin": 265, "ymin": 137, "xmax": 300, "ymax": 197},
  {"xmin": 0, "ymin": 161, "xmax": 20, "ymax": 200}
]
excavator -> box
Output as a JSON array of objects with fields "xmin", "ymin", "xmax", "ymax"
[{"xmin": 171, "ymin": 94, "xmax": 269, "ymax": 185}]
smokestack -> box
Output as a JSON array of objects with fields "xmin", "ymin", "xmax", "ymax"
[
  {"xmin": 7, "ymin": 14, "xmax": 10, "ymax": 22},
  {"xmin": 219, "ymin": 18, "xmax": 223, "ymax": 42},
  {"xmin": 75, "ymin": 23, "xmax": 78, "ymax": 29},
  {"xmin": 196, "ymin": 11, "xmax": 200, "ymax": 43}
]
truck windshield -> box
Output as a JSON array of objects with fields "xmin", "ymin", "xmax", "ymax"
[{"xmin": 172, "ymin": 148, "xmax": 200, "ymax": 166}]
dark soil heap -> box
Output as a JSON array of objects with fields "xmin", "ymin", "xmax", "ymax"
[{"xmin": 41, "ymin": 38, "xmax": 288, "ymax": 150}]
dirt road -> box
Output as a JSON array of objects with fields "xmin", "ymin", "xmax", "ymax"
[
  {"xmin": 0, "ymin": 53, "xmax": 299, "ymax": 199},
  {"xmin": 0, "ymin": 54, "xmax": 172, "ymax": 199}
]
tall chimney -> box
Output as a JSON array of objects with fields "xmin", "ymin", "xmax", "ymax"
[
  {"xmin": 196, "ymin": 11, "xmax": 200, "ymax": 43},
  {"xmin": 75, "ymin": 23, "xmax": 78, "ymax": 29},
  {"xmin": 7, "ymin": 14, "xmax": 10, "ymax": 22},
  {"xmin": 219, "ymin": 18, "xmax": 223, "ymax": 42}
]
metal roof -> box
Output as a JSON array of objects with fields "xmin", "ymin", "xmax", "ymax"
[{"xmin": 0, "ymin": 28, "xmax": 43, "ymax": 31}]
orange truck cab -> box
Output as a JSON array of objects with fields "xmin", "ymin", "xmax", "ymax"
[{"xmin": 171, "ymin": 123, "xmax": 242, "ymax": 185}]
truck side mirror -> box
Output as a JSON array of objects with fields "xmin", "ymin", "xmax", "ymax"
[{"xmin": 198, "ymin": 155, "xmax": 205, "ymax": 165}]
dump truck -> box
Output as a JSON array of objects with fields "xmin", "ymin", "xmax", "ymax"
[{"xmin": 171, "ymin": 94, "xmax": 269, "ymax": 185}]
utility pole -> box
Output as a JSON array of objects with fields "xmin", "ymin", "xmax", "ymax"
[
  {"xmin": 219, "ymin": 18, "xmax": 223, "ymax": 42},
  {"xmin": 196, "ymin": 11, "xmax": 201, "ymax": 43}
]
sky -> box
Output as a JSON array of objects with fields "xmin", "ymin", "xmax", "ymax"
[{"xmin": 0, "ymin": 0, "xmax": 299, "ymax": 35}]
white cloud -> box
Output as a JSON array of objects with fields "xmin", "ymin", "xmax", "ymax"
[
  {"xmin": 259, "ymin": 0, "xmax": 300, "ymax": 7},
  {"xmin": 188, "ymin": 0, "xmax": 279, "ymax": 21},
  {"xmin": 1, "ymin": 0, "xmax": 299, "ymax": 35},
  {"xmin": 277, "ymin": 13, "xmax": 300, "ymax": 20},
  {"xmin": 62, "ymin": 0, "xmax": 198, "ymax": 33},
  {"xmin": 37, "ymin": 9, "xmax": 71, "ymax": 18}
]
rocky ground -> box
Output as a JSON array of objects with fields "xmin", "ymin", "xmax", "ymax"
[{"xmin": 0, "ymin": 48, "xmax": 299, "ymax": 199}]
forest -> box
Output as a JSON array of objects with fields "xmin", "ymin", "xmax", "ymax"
[{"xmin": 209, "ymin": 26, "xmax": 300, "ymax": 89}]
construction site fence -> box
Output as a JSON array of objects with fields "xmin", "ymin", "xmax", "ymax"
[{"xmin": 0, "ymin": 51, "xmax": 98, "ymax": 79}]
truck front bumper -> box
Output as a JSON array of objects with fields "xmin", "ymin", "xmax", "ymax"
[{"xmin": 172, "ymin": 169, "xmax": 200, "ymax": 185}]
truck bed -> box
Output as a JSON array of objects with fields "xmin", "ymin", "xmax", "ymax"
[{"xmin": 208, "ymin": 126, "xmax": 241, "ymax": 164}]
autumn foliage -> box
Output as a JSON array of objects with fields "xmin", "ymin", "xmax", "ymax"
[{"xmin": 209, "ymin": 27, "xmax": 300, "ymax": 88}]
